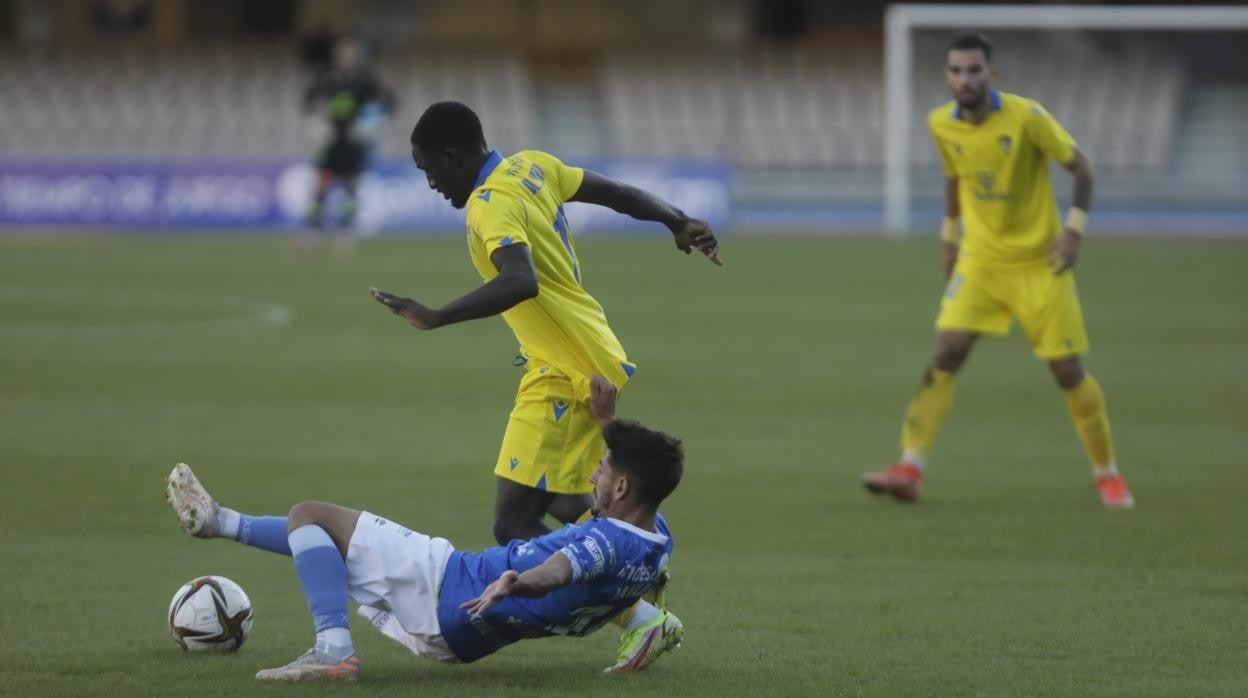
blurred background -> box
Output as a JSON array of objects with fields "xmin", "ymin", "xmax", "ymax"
[{"xmin": 0, "ymin": 0, "xmax": 1244, "ymax": 236}]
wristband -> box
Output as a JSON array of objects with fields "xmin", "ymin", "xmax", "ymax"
[
  {"xmin": 939, "ymin": 216, "xmax": 959, "ymax": 243},
  {"xmin": 1065, "ymin": 207, "xmax": 1087, "ymax": 235}
]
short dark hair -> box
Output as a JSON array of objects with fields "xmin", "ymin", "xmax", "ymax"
[
  {"xmin": 948, "ymin": 31, "xmax": 993, "ymax": 62},
  {"xmin": 410, "ymin": 101, "xmax": 487, "ymax": 153},
  {"xmin": 603, "ymin": 420, "xmax": 684, "ymax": 507}
]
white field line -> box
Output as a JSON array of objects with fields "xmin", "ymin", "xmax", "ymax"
[{"xmin": 0, "ymin": 288, "xmax": 294, "ymax": 337}]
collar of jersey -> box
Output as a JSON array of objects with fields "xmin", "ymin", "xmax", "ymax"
[
  {"xmin": 606, "ymin": 517, "xmax": 669, "ymax": 544},
  {"xmin": 952, "ymin": 89, "xmax": 1002, "ymax": 121},
  {"xmin": 473, "ymin": 149, "xmax": 504, "ymax": 190}
]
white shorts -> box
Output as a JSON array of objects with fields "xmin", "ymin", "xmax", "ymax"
[{"xmin": 346, "ymin": 511, "xmax": 459, "ymax": 663}]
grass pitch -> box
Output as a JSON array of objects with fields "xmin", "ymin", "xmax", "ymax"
[{"xmin": 1, "ymin": 233, "xmax": 1245, "ymax": 697}]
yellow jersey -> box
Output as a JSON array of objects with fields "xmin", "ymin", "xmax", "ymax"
[
  {"xmin": 465, "ymin": 149, "xmax": 634, "ymax": 391},
  {"xmin": 928, "ymin": 90, "xmax": 1078, "ymax": 267}
]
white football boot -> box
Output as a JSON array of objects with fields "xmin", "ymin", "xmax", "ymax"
[{"xmin": 165, "ymin": 462, "xmax": 222, "ymax": 538}]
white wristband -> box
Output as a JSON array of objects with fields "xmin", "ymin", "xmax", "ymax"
[
  {"xmin": 1066, "ymin": 208, "xmax": 1087, "ymax": 235},
  {"xmin": 939, "ymin": 217, "xmax": 959, "ymax": 243}
]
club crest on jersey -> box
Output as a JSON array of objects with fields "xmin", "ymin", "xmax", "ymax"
[
  {"xmin": 977, "ymin": 171, "xmax": 995, "ymax": 191},
  {"xmin": 998, "ymin": 135, "xmax": 1013, "ymax": 154}
]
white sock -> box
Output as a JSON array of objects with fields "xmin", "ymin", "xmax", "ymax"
[
  {"xmin": 315, "ymin": 627, "xmax": 354, "ymax": 661},
  {"xmin": 217, "ymin": 507, "xmax": 241, "ymax": 539},
  {"xmin": 1093, "ymin": 462, "xmax": 1119, "ymax": 478},
  {"xmin": 901, "ymin": 450, "xmax": 926, "ymax": 471},
  {"xmin": 626, "ymin": 601, "xmax": 661, "ymax": 632}
]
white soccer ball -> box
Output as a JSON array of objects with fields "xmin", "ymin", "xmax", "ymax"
[{"xmin": 168, "ymin": 575, "xmax": 253, "ymax": 652}]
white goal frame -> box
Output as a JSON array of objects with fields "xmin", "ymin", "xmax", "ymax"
[{"xmin": 883, "ymin": 3, "xmax": 1248, "ymax": 234}]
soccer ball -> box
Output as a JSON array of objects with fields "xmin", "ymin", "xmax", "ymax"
[{"xmin": 167, "ymin": 575, "xmax": 253, "ymax": 652}]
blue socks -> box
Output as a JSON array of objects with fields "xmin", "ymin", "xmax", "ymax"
[
  {"xmin": 235, "ymin": 515, "xmax": 292, "ymax": 555},
  {"xmin": 289, "ymin": 524, "xmax": 353, "ymax": 659}
]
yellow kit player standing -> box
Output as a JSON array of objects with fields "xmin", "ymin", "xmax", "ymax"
[
  {"xmin": 370, "ymin": 101, "xmax": 720, "ymax": 672},
  {"xmin": 863, "ymin": 32, "xmax": 1134, "ymax": 509}
]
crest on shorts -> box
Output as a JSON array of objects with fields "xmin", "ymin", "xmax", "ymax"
[{"xmin": 998, "ymin": 135, "xmax": 1013, "ymax": 154}]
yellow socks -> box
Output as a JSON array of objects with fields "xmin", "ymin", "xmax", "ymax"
[
  {"xmin": 1064, "ymin": 373, "xmax": 1117, "ymax": 476},
  {"xmin": 900, "ymin": 368, "xmax": 956, "ymax": 466}
]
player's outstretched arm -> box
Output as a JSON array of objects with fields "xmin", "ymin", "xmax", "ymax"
[
  {"xmin": 1048, "ymin": 147, "xmax": 1094, "ymax": 275},
  {"xmin": 571, "ymin": 170, "xmax": 721, "ymax": 266},
  {"xmin": 370, "ymin": 245, "xmax": 539, "ymax": 330},
  {"xmin": 460, "ymin": 553, "xmax": 575, "ymax": 617}
]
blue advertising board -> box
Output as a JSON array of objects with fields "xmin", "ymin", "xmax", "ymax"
[{"xmin": 0, "ymin": 158, "xmax": 731, "ymax": 233}]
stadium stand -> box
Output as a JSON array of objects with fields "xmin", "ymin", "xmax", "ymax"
[
  {"xmin": 603, "ymin": 33, "xmax": 1184, "ymax": 172},
  {"xmin": 0, "ymin": 35, "xmax": 1191, "ymax": 173},
  {"xmin": 0, "ymin": 45, "xmax": 535, "ymax": 159}
]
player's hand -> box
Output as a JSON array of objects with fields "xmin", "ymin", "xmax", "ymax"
[
  {"xmin": 942, "ymin": 241, "xmax": 959, "ymax": 279},
  {"xmin": 588, "ymin": 375, "xmax": 618, "ymax": 429},
  {"xmin": 1047, "ymin": 229, "xmax": 1081, "ymax": 275},
  {"xmin": 370, "ymin": 287, "xmax": 443, "ymax": 330},
  {"xmin": 671, "ymin": 219, "xmax": 722, "ymax": 266},
  {"xmin": 460, "ymin": 570, "xmax": 519, "ymax": 617}
]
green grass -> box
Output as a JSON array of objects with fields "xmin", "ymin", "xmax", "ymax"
[{"xmin": 1, "ymin": 233, "xmax": 1245, "ymax": 697}]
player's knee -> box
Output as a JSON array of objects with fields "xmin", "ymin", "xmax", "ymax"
[
  {"xmin": 492, "ymin": 514, "xmax": 535, "ymax": 546},
  {"xmin": 1050, "ymin": 359, "xmax": 1085, "ymax": 390},
  {"xmin": 932, "ymin": 334, "xmax": 973, "ymax": 372},
  {"xmin": 932, "ymin": 346, "xmax": 968, "ymax": 373},
  {"xmin": 287, "ymin": 501, "xmax": 327, "ymax": 532},
  {"xmin": 491, "ymin": 518, "xmax": 515, "ymax": 546}
]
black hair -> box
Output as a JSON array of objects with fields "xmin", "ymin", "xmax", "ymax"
[
  {"xmin": 410, "ymin": 101, "xmax": 487, "ymax": 153},
  {"xmin": 948, "ymin": 31, "xmax": 993, "ymax": 62},
  {"xmin": 603, "ymin": 420, "xmax": 684, "ymax": 507}
]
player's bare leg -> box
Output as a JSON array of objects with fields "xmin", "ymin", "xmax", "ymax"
[
  {"xmin": 493, "ymin": 477, "xmax": 558, "ymax": 544},
  {"xmin": 1049, "ymin": 357, "xmax": 1134, "ymax": 509},
  {"xmin": 547, "ymin": 493, "xmax": 593, "ymax": 525},
  {"xmin": 286, "ymin": 501, "xmax": 360, "ymax": 557},
  {"xmin": 864, "ymin": 330, "xmax": 977, "ymax": 502}
]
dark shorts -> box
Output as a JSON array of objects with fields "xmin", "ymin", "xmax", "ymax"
[{"xmin": 317, "ymin": 138, "xmax": 367, "ymax": 177}]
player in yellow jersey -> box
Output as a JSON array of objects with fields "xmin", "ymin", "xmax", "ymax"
[
  {"xmin": 369, "ymin": 101, "xmax": 718, "ymax": 671},
  {"xmin": 863, "ymin": 32, "xmax": 1134, "ymax": 509}
]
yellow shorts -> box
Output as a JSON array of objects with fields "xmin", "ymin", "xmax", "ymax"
[
  {"xmin": 493, "ymin": 363, "xmax": 616, "ymax": 495},
  {"xmin": 936, "ymin": 258, "xmax": 1089, "ymax": 360}
]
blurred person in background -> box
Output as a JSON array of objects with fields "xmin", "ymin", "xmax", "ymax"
[{"xmin": 300, "ymin": 36, "xmax": 395, "ymax": 252}]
